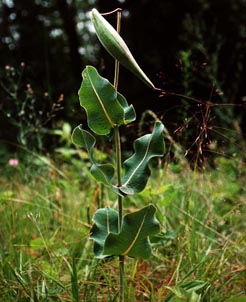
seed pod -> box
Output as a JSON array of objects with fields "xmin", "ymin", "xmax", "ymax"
[{"xmin": 90, "ymin": 8, "xmax": 155, "ymax": 89}]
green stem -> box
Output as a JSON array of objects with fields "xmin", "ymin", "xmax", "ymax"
[
  {"xmin": 114, "ymin": 127, "xmax": 125, "ymax": 302},
  {"xmin": 114, "ymin": 126, "xmax": 123, "ymax": 227},
  {"xmin": 114, "ymin": 117, "xmax": 125, "ymax": 302},
  {"xmin": 113, "ymin": 9, "xmax": 125, "ymax": 302},
  {"xmin": 119, "ymin": 255, "xmax": 125, "ymax": 302},
  {"xmin": 114, "ymin": 126, "xmax": 124, "ymax": 302},
  {"xmin": 113, "ymin": 10, "xmax": 121, "ymax": 89}
]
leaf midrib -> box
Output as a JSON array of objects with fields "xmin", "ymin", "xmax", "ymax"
[
  {"xmin": 122, "ymin": 210, "xmax": 148, "ymax": 255},
  {"xmin": 87, "ymin": 71, "xmax": 116, "ymax": 127},
  {"xmin": 122, "ymin": 132, "xmax": 154, "ymax": 188}
]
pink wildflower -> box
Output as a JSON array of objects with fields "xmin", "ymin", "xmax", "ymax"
[{"xmin": 8, "ymin": 158, "xmax": 19, "ymax": 167}]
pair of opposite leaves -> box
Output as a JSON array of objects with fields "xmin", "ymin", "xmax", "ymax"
[{"xmin": 73, "ymin": 9, "xmax": 164, "ymax": 196}]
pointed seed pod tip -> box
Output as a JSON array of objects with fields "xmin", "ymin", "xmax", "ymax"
[{"xmin": 90, "ymin": 8, "xmax": 155, "ymax": 89}]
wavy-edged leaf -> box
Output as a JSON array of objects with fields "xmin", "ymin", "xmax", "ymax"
[
  {"xmin": 90, "ymin": 207, "xmax": 119, "ymax": 258},
  {"xmin": 90, "ymin": 205, "xmax": 160, "ymax": 259},
  {"xmin": 104, "ymin": 204, "xmax": 160, "ymax": 259},
  {"xmin": 71, "ymin": 124, "xmax": 114, "ymax": 186},
  {"xmin": 72, "ymin": 124, "xmax": 95, "ymax": 151},
  {"xmin": 79, "ymin": 66, "xmax": 133, "ymax": 135},
  {"xmin": 119, "ymin": 122, "xmax": 165, "ymax": 195},
  {"xmin": 117, "ymin": 92, "xmax": 136, "ymax": 124}
]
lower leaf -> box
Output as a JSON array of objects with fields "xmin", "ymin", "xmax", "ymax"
[
  {"xmin": 90, "ymin": 207, "xmax": 119, "ymax": 258},
  {"xmin": 90, "ymin": 204, "xmax": 160, "ymax": 259}
]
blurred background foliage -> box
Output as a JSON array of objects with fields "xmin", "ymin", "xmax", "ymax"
[{"xmin": 0, "ymin": 0, "xmax": 245, "ymax": 164}]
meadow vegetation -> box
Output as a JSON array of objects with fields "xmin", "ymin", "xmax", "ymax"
[
  {"xmin": 0, "ymin": 148, "xmax": 245, "ymax": 301},
  {"xmin": 1, "ymin": 4, "xmax": 246, "ymax": 301}
]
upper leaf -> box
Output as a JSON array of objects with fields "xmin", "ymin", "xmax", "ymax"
[
  {"xmin": 104, "ymin": 204, "xmax": 160, "ymax": 259},
  {"xmin": 119, "ymin": 122, "xmax": 165, "ymax": 195},
  {"xmin": 79, "ymin": 66, "xmax": 135, "ymax": 135}
]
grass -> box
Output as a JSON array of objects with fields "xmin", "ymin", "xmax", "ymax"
[{"xmin": 0, "ymin": 151, "xmax": 245, "ymax": 301}]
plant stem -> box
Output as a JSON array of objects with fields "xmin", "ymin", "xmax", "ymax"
[
  {"xmin": 114, "ymin": 126, "xmax": 123, "ymax": 227},
  {"xmin": 115, "ymin": 126, "xmax": 124, "ymax": 302},
  {"xmin": 114, "ymin": 119, "xmax": 125, "ymax": 302},
  {"xmin": 113, "ymin": 9, "xmax": 125, "ymax": 302},
  {"xmin": 113, "ymin": 10, "xmax": 121, "ymax": 89},
  {"xmin": 119, "ymin": 255, "xmax": 125, "ymax": 302}
]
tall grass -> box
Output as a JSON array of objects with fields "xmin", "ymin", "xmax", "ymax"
[{"xmin": 0, "ymin": 152, "xmax": 245, "ymax": 301}]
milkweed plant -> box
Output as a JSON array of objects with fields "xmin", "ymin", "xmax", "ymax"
[{"xmin": 71, "ymin": 8, "xmax": 165, "ymax": 302}]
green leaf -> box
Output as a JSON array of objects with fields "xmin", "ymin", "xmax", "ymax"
[
  {"xmin": 166, "ymin": 280, "xmax": 209, "ymax": 302},
  {"xmin": 102, "ymin": 204, "xmax": 160, "ymax": 259},
  {"xmin": 90, "ymin": 207, "xmax": 119, "ymax": 258},
  {"xmin": 117, "ymin": 92, "xmax": 136, "ymax": 124},
  {"xmin": 79, "ymin": 66, "xmax": 127, "ymax": 135},
  {"xmin": 119, "ymin": 122, "xmax": 164, "ymax": 195},
  {"xmin": 30, "ymin": 237, "xmax": 45, "ymax": 250},
  {"xmin": 181, "ymin": 280, "xmax": 209, "ymax": 293},
  {"xmin": 71, "ymin": 125, "xmax": 114, "ymax": 186},
  {"xmin": 90, "ymin": 163, "xmax": 115, "ymax": 187},
  {"xmin": 227, "ymin": 297, "xmax": 246, "ymax": 302},
  {"xmin": 166, "ymin": 286, "xmax": 201, "ymax": 302},
  {"xmin": 90, "ymin": 205, "xmax": 160, "ymax": 259}
]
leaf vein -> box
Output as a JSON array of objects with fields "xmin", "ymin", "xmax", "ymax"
[
  {"xmin": 122, "ymin": 210, "xmax": 148, "ymax": 255},
  {"xmin": 88, "ymin": 72, "xmax": 116, "ymax": 127},
  {"xmin": 122, "ymin": 134, "xmax": 152, "ymax": 188}
]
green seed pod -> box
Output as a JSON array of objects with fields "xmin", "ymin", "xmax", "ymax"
[{"xmin": 90, "ymin": 8, "xmax": 155, "ymax": 89}]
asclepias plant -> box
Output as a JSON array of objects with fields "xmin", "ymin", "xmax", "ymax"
[{"xmin": 71, "ymin": 8, "xmax": 165, "ymax": 302}]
